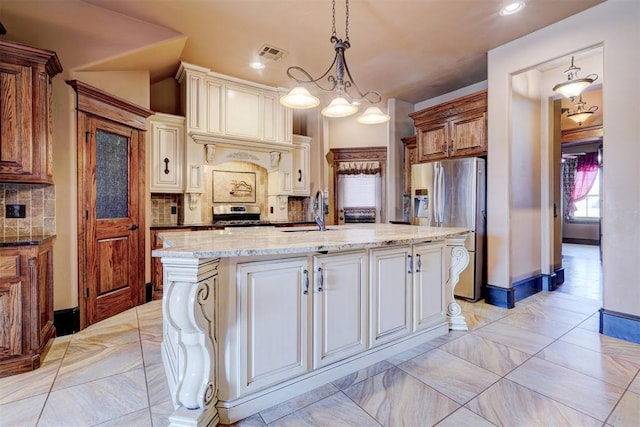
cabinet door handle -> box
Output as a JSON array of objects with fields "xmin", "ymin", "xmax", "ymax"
[
  {"xmin": 303, "ymin": 269, "xmax": 309, "ymax": 295},
  {"xmin": 163, "ymin": 157, "xmax": 170, "ymax": 174},
  {"xmin": 441, "ymin": 141, "xmax": 447, "ymax": 153},
  {"xmin": 407, "ymin": 254, "xmax": 413, "ymax": 274},
  {"xmin": 416, "ymin": 254, "xmax": 422, "ymax": 273},
  {"xmin": 449, "ymin": 141, "xmax": 454, "ymax": 153},
  {"xmin": 317, "ymin": 267, "xmax": 324, "ymax": 292},
  {"xmin": 298, "ymin": 169, "xmax": 302, "ymax": 182}
]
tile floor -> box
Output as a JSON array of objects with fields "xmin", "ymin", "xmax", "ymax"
[{"xmin": 2, "ymin": 245, "xmax": 639, "ymax": 426}]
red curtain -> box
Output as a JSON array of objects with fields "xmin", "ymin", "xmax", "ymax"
[{"xmin": 568, "ymin": 152, "xmax": 599, "ymax": 217}]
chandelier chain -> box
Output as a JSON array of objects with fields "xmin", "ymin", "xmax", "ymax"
[{"xmin": 331, "ymin": 0, "xmax": 350, "ymax": 43}]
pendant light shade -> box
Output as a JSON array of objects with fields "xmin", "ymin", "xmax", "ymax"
[
  {"xmin": 552, "ymin": 56, "xmax": 598, "ymax": 100},
  {"xmin": 565, "ymin": 94, "xmax": 598, "ymax": 126},
  {"xmin": 279, "ymin": 86, "xmax": 320, "ymax": 109},
  {"xmin": 321, "ymin": 96, "xmax": 358, "ymax": 117},
  {"xmin": 282, "ymin": 0, "xmax": 386, "ymax": 124},
  {"xmin": 356, "ymin": 106, "xmax": 390, "ymax": 124}
]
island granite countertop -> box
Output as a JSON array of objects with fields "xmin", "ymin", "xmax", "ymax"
[{"xmin": 153, "ymin": 223, "xmax": 469, "ymax": 259}]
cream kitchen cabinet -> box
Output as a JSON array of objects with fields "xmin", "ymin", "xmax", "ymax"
[
  {"xmin": 149, "ymin": 113, "xmax": 184, "ymax": 193},
  {"xmin": 369, "ymin": 246, "xmax": 412, "ymax": 347},
  {"xmin": 292, "ymin": 135, "xmax": 311, "ymax": 196},
  {"xmin": 412, "ymin": 242, "xmax": 446, "ymax": 332},
  {"xmin": 313, "ymin": 251, "xmax": 367, "ymax": 368},
  {"xmin": 176, "ymin": 62, "xmax": 293, "ymax": 147},
  {"xmin": 236, "ymin": 258, "xmax": 311, "ymax": 395}
]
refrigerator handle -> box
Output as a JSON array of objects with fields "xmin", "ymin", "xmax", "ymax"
[{"xmin": 434, "ymin": 162, "xmax": 440, "ymax": 226}]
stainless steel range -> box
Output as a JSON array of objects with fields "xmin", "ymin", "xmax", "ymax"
[{"xmin": 212, "ymin": 205, "xmax": 272, "ymax": 227}]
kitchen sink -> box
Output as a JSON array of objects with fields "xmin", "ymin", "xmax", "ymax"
[{"xmin": 281, "ymin": 228, "xmax": 338, "ymax": 233}]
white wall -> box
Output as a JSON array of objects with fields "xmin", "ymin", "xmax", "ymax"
[
  {"xmin": 510, "ymin": 73, "xmax": 542, "ymax": 282},
  {"xmin": 487, "ymin": 0, "xmax": 640, "ymax": 316}
]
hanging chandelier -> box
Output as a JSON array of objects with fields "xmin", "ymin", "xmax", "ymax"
[
  {"xmin": 552, "ymin": 56, "xmax": 598, "ymax": 100},
  {"xmin": 279, "ymin": 0, "xmax": 390, "ymax": 124},
  {"xmin": 565, "ymin": 94, "xmax": 598, "ymax": 126}
]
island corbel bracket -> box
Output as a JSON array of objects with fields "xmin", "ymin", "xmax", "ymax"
[
  {"xmin": 161, "ymin": 257, "xmax": 220, "ymax": 427},
  {"xmin": 445, "ymin": 236, "xmax": 470, "ymax": 331}
]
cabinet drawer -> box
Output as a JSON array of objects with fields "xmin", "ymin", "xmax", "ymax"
[{"xmin": 0, "ymin": 255, "xmax": 20, "ymax": 278}]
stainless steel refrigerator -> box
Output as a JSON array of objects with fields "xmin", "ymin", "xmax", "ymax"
[{"xmin": 411, "ymin": 157, "xmax": 486, "ymax": 301}]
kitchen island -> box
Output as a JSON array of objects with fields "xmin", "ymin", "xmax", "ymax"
[{"xmin": 153, "ymin": 224, "xmax": 470, "ymax": 427}]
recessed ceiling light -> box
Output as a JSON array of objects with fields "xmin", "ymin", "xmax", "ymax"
[
  {"xmin": 500, "ymin": 1, "xmax": 525, "ymax": 16},
  {"xmin": 250, "ymin": 61, "xmax": 265, "ymax": 70}
]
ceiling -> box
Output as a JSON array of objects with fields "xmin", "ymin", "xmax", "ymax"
[{"xmin": 0, "ymin": 0, "xmax": 606, "ymax": 104}]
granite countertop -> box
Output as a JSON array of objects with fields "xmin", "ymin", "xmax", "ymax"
[
  {"xmin": 152, "ymin": 224, "xmax": 469, "ymax": 259},
  {"xmin": 0, "ymin": 234, "xmax": 56, "ymax": 247},
  {"xmin": 150, "ymin": 221, "xmax": 317, "ymax": 230}
]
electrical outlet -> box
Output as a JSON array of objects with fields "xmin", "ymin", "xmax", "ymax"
[{"xmin": 5, "ymin": 204, "xmax": 26, "ymax": 218}]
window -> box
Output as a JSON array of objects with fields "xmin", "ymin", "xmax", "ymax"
[{"xmin": 572, "ymin": 168, "xmax": 600, "ymax": 220}]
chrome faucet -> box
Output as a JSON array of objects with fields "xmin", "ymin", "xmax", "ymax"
[{"xmin": 313, "ymin": 190, "xmax": 326, "ymax": 231}]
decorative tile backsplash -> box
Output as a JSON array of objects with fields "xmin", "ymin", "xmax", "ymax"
[
  {"xmin": 0, "ymin": 183, "xmax": 56, "ymax": 238},
  {"xmin": 151, "ymin": 194, "xmax": 181, "ymax": 225}
]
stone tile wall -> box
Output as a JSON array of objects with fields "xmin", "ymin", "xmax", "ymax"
[
  {"xmin": 151, "ymin": 194, "xmax": 181, "ymax": 225},
  {"xmin": 0, "ymin": 183, "xmax": 56, "ymax": 239}
]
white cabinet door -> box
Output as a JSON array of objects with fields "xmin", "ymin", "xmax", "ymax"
[
  {"xmin": 313, "ymin": 251, "xmax": 367, "ymax": 368},
  {"xmin": 412, "ymin": 242, "xmax": 446, "ymax": 332},
  {"xmin": 149, "ymin": 113, "xmax": 184, "ymax": 193},
  {"xmin": 370, "ymin": 246, "xmax": 412, "ymax": 347},
  {"xmin": 237, "ymin": 258, "xmax": 311, "ymax": 395},
  {"xmin": 292, "ymin": 135, "xmax": 311, "ymax": 196}
]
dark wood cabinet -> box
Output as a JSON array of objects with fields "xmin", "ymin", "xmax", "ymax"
[
  {"xmin": 0, "ymin": 238, "xmax": 55, "ymax": 377},
  {"xmin": 401, "ymin": 136, "xmax": 416, "ymax": 196},
  {"xmin": 409, "ymin": 90, "xmax": 487, "ymax": 163},
  {"xmin": 0, "ymin": 40, "xmax": 62, "ymax": 184}
]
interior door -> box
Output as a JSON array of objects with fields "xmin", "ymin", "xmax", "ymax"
[{"xmin": 81, "ymin": 115, "xmax": 143, "ymax": 326}]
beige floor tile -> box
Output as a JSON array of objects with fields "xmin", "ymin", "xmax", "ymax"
[
  {"xmin": 38, "ymin": 368, "xmax": 149, "ymax": 427},
  {"xmin": 518, "ymin": 302, "xmax": 592, "ymax": 325},
  {"xmin": 150, "ymin": 399, "xmax": 174, "ymax": 427},
  {"xmin": 52, "ymin": 340, "xmax": 143, "ymax": 390},
  {"xmin": 536, "ymin": 340, "xmax": 638, "ymax": 389},
  {"xmin": 42, "ymin": 335, "xmax": 71, "ymax": 364},
  {"xmin": 343, "ymin": 366, "xmax": 459, "ymax": 426},
  {"xmin": 629, "ymin": 375, "xmax": 640, "ymax": 394},
  {"xmin": 497, "ymin": 310, "xmax": 578, "ymax": 339},
  {"xmin": 507, "ymin": 357, "xmax": 625, "ymax": 421},
  {"xmin": 440, "ymin": 333, "xmax": 531, "ymax": 376},
  {"xmin": 399, "ymin": 348, "xmax": 500, "ymax": 404},
  {"xmin": 138, "ymin": 300, "xmax": 163, "ymax": 340},
  {"xmin": 472, "ymin": 321, "xmax": 555, "ymax": 354},
  {"xmin": 268, "ymin": 392, "xmax": 379, "ymax": 427},
  {"xmin": 65, "ymin": 319, "xmax": 141, "ymax": 354},
  {"xmin": 0, "ymin": 393, "xmax": 47, "ymax": 427},
  {"xmin": 466, "ymin": 378, "xmax": 602, "ymax": 426},
  {"xmin": 560, "ymin": 328, "xmax": 640, "ymax": 368},
  {"xmin": 222, "ymin": 413, "xmax": 266, "ymax": 426},
  {"xmin": 332, "ymin": 360, "xmax": 394, "ymax": 390},
  {"xmin": 385, "ymin": 341, "xmax": 433, "ymax": 365},
  {"xmin": 578, "ymin": 313, "xmax": 601, "ymax": 332},
  {"xmin": 534, "ymin": 292, "xmax": 601, "ymax": 315},
  {"xmin": 146, "ymin": 362, "xmax": 172, "ymax": 407},
  {"xmin": 427, "ymin": 330, "xmax": 468, "ymax": 347},
  {"xmin": 607, "ymin": 390, "xmax": 640, "ymax": 426},
  {"xmin": 0, "ymin": 359, "xmax": 61, "ymax": 405},
  {"xmin": 435, "ymin": 407, "xmax": 495, "ymax": 427},
  {"xmin": 142, "ymin": 334, "xmax": 163, "ymax": 367},
  {"xmin": 94, "ymin": 407, "xmax": 152, "ymax": 426},
  {"xmin": 259, "ymin": 383, "xmax": 338, "ymax": 424}
]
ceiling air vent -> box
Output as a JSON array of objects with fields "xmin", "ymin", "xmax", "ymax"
[{"xmin": 257, "ymin": 44, "xmax": 287, "ymax": 62}]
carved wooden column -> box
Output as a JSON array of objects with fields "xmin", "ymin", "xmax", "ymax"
[{"xmin": 161, "ymin": 257, "xmax": 219, "ymax": 427}]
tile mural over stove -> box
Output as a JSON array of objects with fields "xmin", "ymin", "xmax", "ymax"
[{"xmin": 151, "ymin": 161, "xmax": 312, "ymax": 225}]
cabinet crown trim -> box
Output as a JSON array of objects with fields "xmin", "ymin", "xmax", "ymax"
[
  {"xmin": 0, "ymin": 39, "xmax": 63, "ymax": 76},
  {"xmin": 409, "ymin": 90, "xmax": 487, "ymax": 126}
]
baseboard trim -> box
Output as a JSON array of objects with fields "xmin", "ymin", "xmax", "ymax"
[
  {"xmin": 542, "ymin": 267, "xmax": 564, "ymax": 291},
  {"xmin": 600, "ymin": 309, "xmax": 640, "ymax": 344},
  {"xmin": 53, "ymin": 306, "xmax": 80, "ymax": 336},
  {"xmin": 485, "ymin": 275, "xmax": 543, "ymax": 309},
  {"xmin": 562, "ymin": 238, "xmax": 600, "ymax": 246}
]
